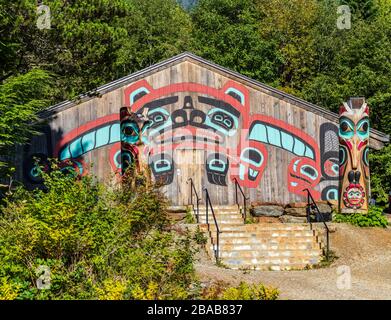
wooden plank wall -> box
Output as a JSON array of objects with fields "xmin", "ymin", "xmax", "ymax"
[{"xmin": 21, "ymin": 60, "xmax": 340, "ymax": 206}]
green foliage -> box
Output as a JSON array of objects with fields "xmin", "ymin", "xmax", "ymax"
[
  {"xmin": 193, "ymin": 227, "xmax": 207, "ymax": 245},
  {"xmin": 191, "ymin": 0, "xmax": 282, "ymax": 84},
  {"xmin": 0, "ymin": 69, "xmax": 52, "ymax": 173},
  {"xmin": 334, "ymin": 206, "xmax": 388, "ymax": 228},
  {"xmin": 370, "ymin": 144, "xmax": 391, "ymax": 203},
  {"xmin": 185, "ymin": 207, "xmax": 196, "ymax": 224},
  {"xmin": 0, "ymin": 165, "xmax": 199, "ymax": 299},
  {"xmin": 202, "ymin": 281, "xmax": 279, "ymax": 300}
]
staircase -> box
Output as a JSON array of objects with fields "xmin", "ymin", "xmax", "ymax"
[{"xmin": 197, "ymin": 205, "xmax": 323, "ymax": 271}]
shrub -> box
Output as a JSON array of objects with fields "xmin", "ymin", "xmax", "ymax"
[
  {"xmin": 202, "ymin": 281, "xmax": 279, "ymax": 300},
  {"xmin": 334, "ymin": 206, "xmax": 388, "ymax": 228},
  {"xmin": 0, "ymin": 164, "xmax": 199, "ymax": 300}
]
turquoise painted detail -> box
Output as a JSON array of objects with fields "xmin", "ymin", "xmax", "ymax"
[
  {"xmin": 147, "ymin": 108, "xmax": 172, "ymax": 137},
  {"xmin": 110, "ymin": 123, "xmax": 120, "ymax": 143},
  {"xmin": 209, "ymin": 159, "xmax": 226, "ymax": 173},
  {"xmin": 60, "ymin": 148, "xmax": 71, "ymax": 161},
  {"xmin": 327, "ymin": 189, "xmax": 338, "ymax": 201},
  {"xmin": 339, "ymin": 119, "xmax": 354, "ymax": 139},
  {"xmin": 154, "ymin": 159, "xmax": 171, "ymax": 173},
  {"xmin": 69, "ymin": 138, "xmax": 83, "ymax": 158},
  {"xmin": 204, "ymin": 108, "xmax": 239, "ymax": 136},
  {"xmin": 81, "ymin": 132, "xmax": 95, "ymax": 153},
  {"xmin": 239, "ymin": 164, "xmax": 245, "ymax": 180},
  {"xmin": 240, "ymin": 147, "xmax": 264, "ymax": 167},
  {"xmin": 121, "ymin": 122, "xmax": 139, "ymax": 144},
  {"xmin": 225, "ymin": 87, "xmax": 245, "ymax": 105},
  {"xmin": 249, "ymin": 168, "xmax": 258, "ymax": 178},
  {"xmin": 266, "ymin": 126, "xmax": 281, "ymax": 147},
  {"xmin": 130, "ymin": 87, "xmax": 150, "ymax": 105},
  {"xmin": 357, "ymin": 118, "xmax": 370, "ymax": 140},
  {"xmin": 95, "ymin": 126, "xmax": 110, "ymax": 148},
  {"xmin": 304, "ymin": 147, "xmax": 314, "ymax": 159},
  {"xmin": 281, "ymin": 132, "xmax": 294, "ymax": 152},
  {"xmin": 113, "ymin": 150, "xmax": 121, "ymax": 169},
  {"xmin": 249, "ymin": 123, "xmax": 267, "ymax": 142},
  {"xmin": 293, "ymin": 138, "xmax": 305, "ymax": 156},
  {"xmin": 300, "ymin": 165, "xmax": 318, "ymax": 181},
  {"xmin": 293, "ymin": 159, "xmax": 300, "ymax": 171}
]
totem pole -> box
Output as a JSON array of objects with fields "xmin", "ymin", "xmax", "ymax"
[
  {"xmin": 338, "ymin": 97, "xmax": 370, "ymax": 214},
  {"xmin": 120, "ymin": 107, "xmax": 152, "ymax": 187}
]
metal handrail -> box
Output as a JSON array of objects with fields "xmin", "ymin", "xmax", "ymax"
[
  {"xmin": 303, "ymin": 189, "xmax": 330, "ymax": 260},
  {"xmin": 203, "ymin": 187, "xmax": 221, "ymax": 262},
  {"xmin": 187, "ymin": 178, "xmax": 200, "ymax": 223},
  {"xmin": 233, "ymin": 178, "xmax": 250, "ymax": 223}
]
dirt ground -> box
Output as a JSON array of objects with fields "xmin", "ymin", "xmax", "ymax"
[{"xmin": 195, "ymin": 221, "xmax": 391, "ymax": 300}]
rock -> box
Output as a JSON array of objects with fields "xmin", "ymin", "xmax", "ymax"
[
  {"xmin": 167, "ymin": 206, "xmax": 188, "ymax": 213},
  {"xmin": 250, "ymin": 205, "xmax": 284, "ymax": 217},
  {"xmin": 279, "ymin": 215, "xmax": 307, "ymax": 223},
  {"xmin": 167, "ymin": 212, "xmax": 186, "ymax": 222},
  {"xmin": 254, "ymin": 216, "xmax": 282, "ymax": 224},
  {"xmin": 285, "ymin": 202, "xmax": 308, "ymax": 209},
  {"xmin": 251, "ymin": 201, "xmax": 283, "ymax": 207},
  {"xmin": 317, "ymin": 203, "xmax": 332, "ymax": 214},
  {"xmin": 284, "ymin": 207, "xmax": 307, "ymax": 217}
]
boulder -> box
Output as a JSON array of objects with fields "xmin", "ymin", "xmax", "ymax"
[
  {"xmin": 167, "ymin": 212, "xmax": 187, "ymax": 222},
  {"xmin": 250, "ymin": 205, "xmax": 284, "ymax": 217},
  {"xmin": 284, "ymin": 207, "xmax": 307, "ymax": 217},
  {"xmin": 285, "ymin": 202, "xmax": 307, "ymax": 209},
  {"xmin": 317, "ymin": 203, "xmax": 332, "ymax": 214},
  {"xmin": 251, "ymin": 201, "xmax": 283, "ymax": 207},
  {"xmin": 254, "ymin": 216, "xmax": 282, "ymax": 224},
  {"xmin": 279, "ymin": 215, "xmax": 307, "ymax": 223}
]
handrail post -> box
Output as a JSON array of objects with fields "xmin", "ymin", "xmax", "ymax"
[
  {"xmin": 187, "ymin": 178, "xmax": 200, "ymax": 223},
  {"xmin": 196, "ymin": 198, "xmax": 199, "ymax": 223},
  {"xmin": 235, "ymin": 181, "xmax": 238, "ymax": 208},
  {"xmin": 243, "ymin": 197, "xmax": 247, "ymax": 221},
  {"xmin": 205, "ymin": 190, "xmax": 209, "ymax": 228},
  {"xmin": 304, "ymin": 188, "xmax": 330, "ymax": 261},
  {"xmin": 216, "ymin": 230, "xmax": 219, "ymax": 261}
]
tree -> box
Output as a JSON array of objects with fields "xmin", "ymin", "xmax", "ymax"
[
  {"xmin": 0, "ymin": 167, "xmax": 199, "ymax": 299},
  {"xmin": 191, "ymin": 0, "xmax": 281, "ymax": 85},
  {"xmin": 0, "ymin": 69, "xmax": 52, "ymax": 178}
]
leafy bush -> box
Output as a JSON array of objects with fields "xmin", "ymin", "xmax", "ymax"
[
  {"xmin": 334, "ymin": 206, "xmax": 388, "ymax": 228},
  {"xmin": 0, "ymin": 164, "xmax": 199, "ymax": 300},
  {"xmin": 202, "ymin": 281, "xmax": 279, "ymax": 300}
]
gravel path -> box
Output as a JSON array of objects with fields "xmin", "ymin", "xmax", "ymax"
[{"xmin": 195, "ymin": 223, "xmax": 391, "ymax": 300}]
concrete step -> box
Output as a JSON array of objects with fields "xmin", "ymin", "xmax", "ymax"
[
  {"xmin": 198, "ymin": 205, "xmax": 239, "ymax": 210},
  {"xmin": 201, "ymin": 227, "xmax": 315, "ymax": 237},
  {"xmin": 198, "ymin": 217, "xmax": 244, "ymax": 222},
  {"xmin": 197, "ymin": 213, "xmax": 242, "ymax": 219},
  {"xmin": 221, "ymin": 259, "xmax": 320, "ymax": 270},
  {"xmin": 217, "ymin": 237, "xmax": 320, "ymax": 247},
  {"xmin": 201, "ymin": 226, "xmax": 315, "ymax": 234},
  {"xmin": 215, "ymin": 247, "xmax": 321, "ymax": 256},
  {"xmin": 212, "ymin": 243, "xmax": 322, "ymax": 251}
]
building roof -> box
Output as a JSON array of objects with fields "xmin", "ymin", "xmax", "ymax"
[{"xmin": 39, "ymin": 52, "xmax": 389, "ymax": 148}]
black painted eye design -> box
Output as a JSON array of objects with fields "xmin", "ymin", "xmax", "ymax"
[
  {"xmin": 339, "ymin": 146, "xmax": 347, "ymax": 166},
  {"xmin": 363, "ymin": 147, "xmax": 369, "ymax": 167},
  {"xmin": 147, "ymin": 109, "xmax": 169, "ymax": 129},
  {"xmin": 211, "ymin": 112, "xmax": 234, "ymax": 130}
]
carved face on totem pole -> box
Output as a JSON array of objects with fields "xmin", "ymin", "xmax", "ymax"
[
  {"xmin": 120, "ymin": 107, "xmax": 151, "ymax": 177},
  {"xmin": 339, "ymin": 98, "xmax": 370, "ymax": 213}
]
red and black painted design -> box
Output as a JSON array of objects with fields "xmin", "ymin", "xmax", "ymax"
[{"xmin": 339, "ymin": 98, "xmax": 370, "ymax": 212}]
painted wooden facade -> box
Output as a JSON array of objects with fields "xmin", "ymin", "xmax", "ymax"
[{"xmin": 19, "ymin": 53, "xmax": 389, "ymax": 206}]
